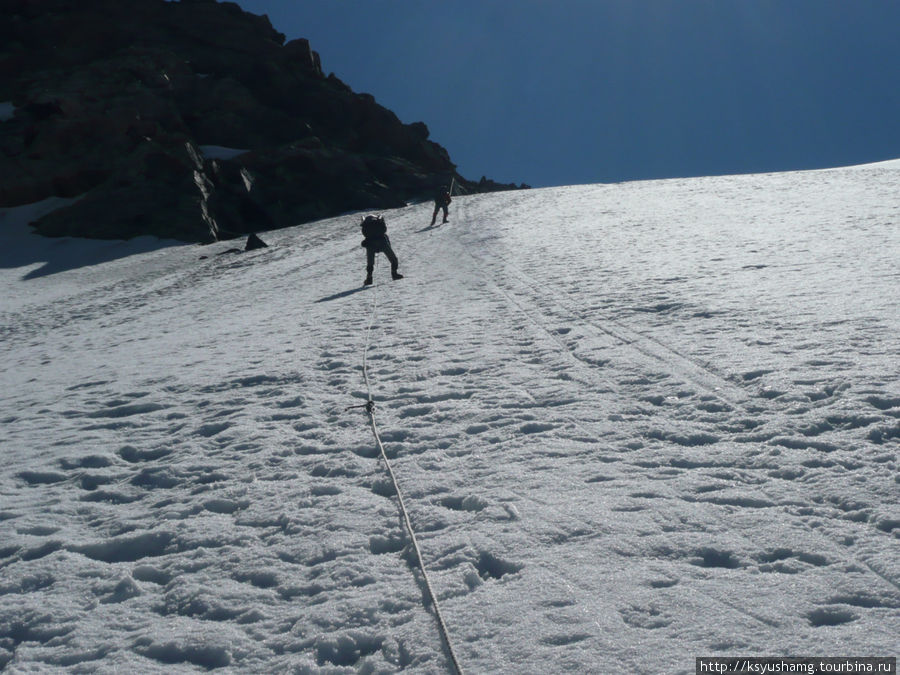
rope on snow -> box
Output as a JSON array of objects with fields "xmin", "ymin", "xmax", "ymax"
[{"xmin": 354, "ymin": 258, "xmax": 464, "ymax": 675}]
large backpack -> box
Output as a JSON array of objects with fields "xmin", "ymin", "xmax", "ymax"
[{"xmin": 361, "ymin": 214, "xmax": 387, "ymax": 240}]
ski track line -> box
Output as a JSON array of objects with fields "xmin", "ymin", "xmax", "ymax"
[
  {"xmin": 430, "ymin": 209, "xmax": 631, "ymax": 415},
  {"xmin": 454, "ymin": 195, "xmax": 751, "ymax": 414},
  {"xmin": 448, "ymin": 229, "xmax": 743, "ymax": 466},
  {"xmin": 485, "ymin": 247, "xmax": 747, "ymax": 414}
]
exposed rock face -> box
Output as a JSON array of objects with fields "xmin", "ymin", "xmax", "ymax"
[
  {"xmin": 244, "ymin": 232, "xmax": 267, "ymax": 251},
  {"xmin": 0, "ymin": 0, "xmax": 526, "ymax": 242}
]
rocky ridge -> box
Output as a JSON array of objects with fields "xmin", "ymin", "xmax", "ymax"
[{"xmin": 0, "ymin": 0, "xmax": 526, "ymax": 242}]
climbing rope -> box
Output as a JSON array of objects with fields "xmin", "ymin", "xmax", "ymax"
[{"xmin": 356, "ymin": 258, "xmax": 464, "ymax": 675}]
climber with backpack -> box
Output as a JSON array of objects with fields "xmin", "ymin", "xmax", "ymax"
[{"xmin": 360, "ymin": 214, "xmax": 403, "ymax": 286}]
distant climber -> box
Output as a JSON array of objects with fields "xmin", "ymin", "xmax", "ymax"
[
  {"xmin": 430, "ymin": 186, "xmax": 451, "ymax": 226},
  {"xmin": 360, "ymin": 214, "xmax": 403, "ymax": 286}
]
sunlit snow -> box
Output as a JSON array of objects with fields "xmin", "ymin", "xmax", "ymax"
[{"xmin": 1, "ymin": 161, "xmax": 898, "ymax": 673}]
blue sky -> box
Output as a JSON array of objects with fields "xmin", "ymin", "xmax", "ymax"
[{"xmin": 233, "ymin": 1, "xmax": 900, "ymax": 188}]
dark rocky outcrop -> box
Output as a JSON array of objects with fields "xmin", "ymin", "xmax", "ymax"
[
  {"xmin": 0, "ymin": 0, "xmax": 527, "ymax": 242},
  {"xmin": 244, "ymin": 233, "xmax": 267, "ymax": 251}
]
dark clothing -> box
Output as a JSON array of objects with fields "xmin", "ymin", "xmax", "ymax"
[
  {"xmin": 361, "ymin": 215, "xmax": 399, "ymax": 277},
  {"xmin": 365, "ymin": 237, "xmax": 399, "ymax": 275},
  {"xmin": 431, "ymin": 190, "xmax": 451, "ymax": 225}
]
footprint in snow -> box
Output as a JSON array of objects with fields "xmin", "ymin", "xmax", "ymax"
[
  {"xmin": 475, "ymin": 550, "xmax": 522, "ymax": 581},
  {"xmin": 806, "ymin": 606, "xmax": 858, "ymax": 627}
]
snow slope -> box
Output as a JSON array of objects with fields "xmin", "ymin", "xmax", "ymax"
[{"xmin": 1, "ymin": 161, "xmax": 898, "ymax": 673}]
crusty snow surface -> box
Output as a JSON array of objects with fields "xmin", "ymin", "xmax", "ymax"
[{"xmin": 1, "ymin": 162, "xmax": 898, "ymax": 673}]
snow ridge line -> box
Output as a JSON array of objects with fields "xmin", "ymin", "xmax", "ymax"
[{"xmin": 358, "ymin": 261, "xmax": 464, "ymax": 675}]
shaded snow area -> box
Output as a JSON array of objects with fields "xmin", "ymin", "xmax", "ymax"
[
  {"xmin": 198, "ymin": 146, "xmax": 249, "ymax": 161},
  {"xmin": 1, "ymin": 162, "xmax": 899, "ymax": 673}
]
